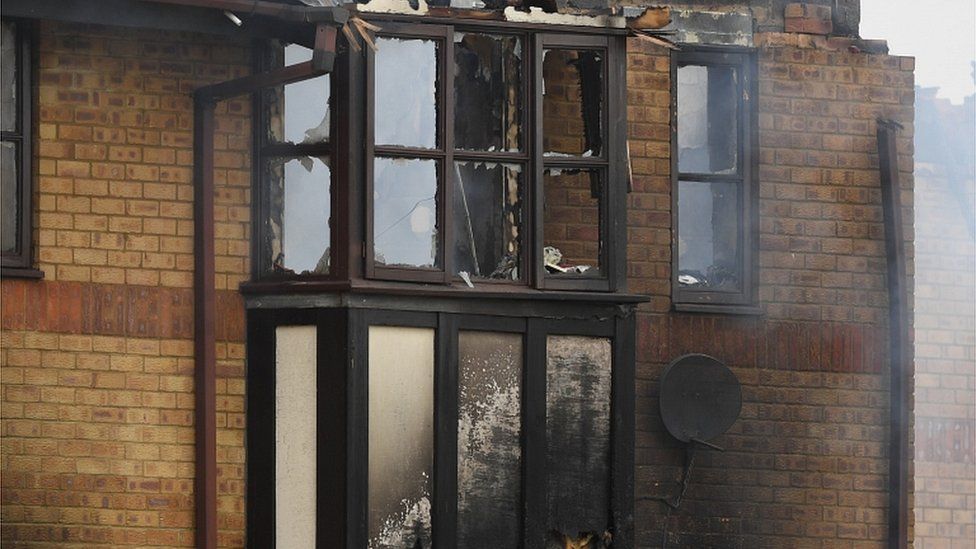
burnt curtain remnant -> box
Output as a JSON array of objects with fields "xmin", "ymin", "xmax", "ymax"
[{"xmin": 546, "ymin": 336, "xmax": 612, "ymax": 542}]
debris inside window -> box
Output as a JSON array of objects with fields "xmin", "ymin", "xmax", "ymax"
[
  {"xmin": 375, "ymin": 37, "xmax": 438, "ymax": 149},
  {"xmin": 373, "ymin": 157, "xmax": 439, "ymax": 269},
  {"xmin": 543, "ymin": 169, "xmax": 601, "ymax": 276},
  {"xmin": 546, "ymin": 335, "xmax": 611, "ymax": 545},
  {"xmin": 368, "ymin": 326, "xmax": 435, "ymax": 549},
  {"xmin": 268, "ymin": 156, "xmax": 331, "ymax": 275},
  {"xmin": 453, "ymin": 162, "xmax": 522, "ymax": 280},
  {"xmin": 677, "ymin": 180, "xmax": 740, "ymax": 289},
  {"xmin": 677, "ymin": 64, "xmax": 738, "ymax": 174},
  {"xmin": 265, "ymin": 43, "xmax": 331, "ymax": 145},
  {"xmin": 454, "ymin": 33, "xmax": 522, "ymax": 152},
  {"xmin": 543, "ymin": 49, "xmax": 603, "ymax": 157},
  {"xmin": 458, "ymin": 331, "xmax": 522, "ymax": 548}
]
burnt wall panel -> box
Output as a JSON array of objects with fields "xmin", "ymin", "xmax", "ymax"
[
  {"xmin": 457, "ymin": 331, "xmax": 523, "ymax": 548},
  {"xmin": 545, "ymin": 335, "xmax": 613, "ymax": 540}
]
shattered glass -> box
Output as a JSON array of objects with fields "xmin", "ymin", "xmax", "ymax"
[
  {"xmin": 267, "ymin": 156, "xmax": 331, "ymax": 275},
  {"xmin": 373, "ymin": 157, "xmax": 439, "ymax": 269},
  {"xmin": 375, "ymin": 37, "xmax": 438, "ymax": 149},
  {"xmin": 368, "ymin": 326, "xmax": 435, "ymax": 549},
  {"xmin": 543, "ymin": 49, "xmax": 603, "ymax": 157},
  {"xmin": 543, "ymin": 169, "xmax": 602, "ymax": 276},
  {"xmin": 1, "ymin": 21, "xmax": 15, "ymax": 132},
  {"xmin": 266, "ymin": 44, "xmax": 331, "ymax": 145},
  {"xmin": 458, "ymin": 331, "xmax": 522, "ymax": 548},
  {"xmin": 545, "ymin": 335, "xmax": 612, "ymax": 539},
  {"xmin": 454, "ymin": 33, "xmax": 522, "ymax": 152},
  {"xmin": 677, "ymin": 64, "xmax": 738, "ymax": 174},
  {"xmin": 453, "ymin": 162, "xmax": 522, "ymax": 280},
  {"xmin": 677, "ymin": 180, "xmax": 741, "ymax": 290}
]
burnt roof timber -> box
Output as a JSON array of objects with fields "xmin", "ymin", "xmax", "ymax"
[{"xmin": 1, "ymin": 0, "xmax": 347, "ymax": 42}]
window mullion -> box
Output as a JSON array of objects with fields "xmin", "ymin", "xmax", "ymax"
[{"xmin": 442, "ymin": 28, "xmax": 456, "ymax": 283}]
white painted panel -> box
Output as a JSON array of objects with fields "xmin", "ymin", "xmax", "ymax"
[
  {"xmin": 367, "ymin": 326, "xmax": 435, "ymax": 549},
  {"xmin": 275, "ymin": 325, "xmax": 317, "ymax": 549}
]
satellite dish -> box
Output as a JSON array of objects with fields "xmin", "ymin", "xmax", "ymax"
[{"xmin": 659, "ymin": 353, "xmax": 741, "ymax": 444}]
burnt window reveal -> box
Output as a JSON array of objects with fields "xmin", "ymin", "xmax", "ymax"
[
  {"xmin": 672, "ymin": 49, "xmax": 757, "ymax": 310},
  {"xmin": 1, "ymin": 19, "xmax": 36, "ymax": 277}
]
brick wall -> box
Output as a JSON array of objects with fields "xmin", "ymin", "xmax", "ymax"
[
  {"xmin": 626, "ymin": 34, "xmax": 915, "ymax": 547},
  {"xmin": 1, "ymin": 21, "xmax": 250, "ymax": 547},
  {"xmin": 913, "ymin": 159, "xmax": 975, "ymax": 546}
]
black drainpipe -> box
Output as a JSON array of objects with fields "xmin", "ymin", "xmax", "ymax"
[
  {"xmin": 188, "ymin": 8, "xmax": 346, "ymax": 547},
  {"xmin": 877, "ymin": 118, "xmax": 910, "ymax": 549}
]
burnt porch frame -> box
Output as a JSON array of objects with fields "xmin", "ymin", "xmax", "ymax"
[{"xmin": 245, "ymin": 300, "xmax": 636, "ymax": 548}]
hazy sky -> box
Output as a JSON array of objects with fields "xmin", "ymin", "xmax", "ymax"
[{"xmin": 861, "ymin": 0, "xmax": 976, "ymax": 104}]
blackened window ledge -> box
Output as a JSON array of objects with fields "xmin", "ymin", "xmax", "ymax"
[
  {"xmin": 1, "ymin": 267, "xmax": 43, "ymax": 279},
  {"xmin": 672, "ymin": 301, "xmax": 761, "ymax": 316}
]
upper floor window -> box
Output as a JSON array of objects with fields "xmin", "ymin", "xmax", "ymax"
[
  {"xmin": 362, "ymin": 25, "xmax": 625, "ymax": 291},
  {"xmin": 1, "ymin": 18, "xmax": 38, "ymax": 278},
  {"xmin": 253, "ymin": 23, "xmax": 627, "ymax": 293},
  {"xmin": 672, "ymin": 48, "xmax": 757, "ymax": 310},
  {"xmin": 258, "ymin": 42, "xmax": 333, "ymax": 277}
]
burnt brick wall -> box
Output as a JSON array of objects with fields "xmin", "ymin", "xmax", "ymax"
[
  {"xmin": 0, "ymin": 22, "xmax": 251, "ymax": 547},
  {"xmin": 626, "ymin": 34, "xmax": 914, "ymax": 547}
]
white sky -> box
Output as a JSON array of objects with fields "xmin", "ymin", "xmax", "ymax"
[{"xmin": 861, "ymin": 0, "xmax": 976, "ymax": 104}]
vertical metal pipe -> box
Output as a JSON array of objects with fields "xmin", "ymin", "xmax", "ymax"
[
  {"xmin": 877, "ymin": 119, "xmax": 910, "ymax": 549},
  {"xmin": 193, "ymin": 95, "xmax": 218, "ymax": 549}
]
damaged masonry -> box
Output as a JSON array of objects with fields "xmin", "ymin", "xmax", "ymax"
[{"xmin": 0, "ymin": 0, "xmax": 928, "ymax": 548}]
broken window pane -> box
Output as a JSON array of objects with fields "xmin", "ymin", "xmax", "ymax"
[
  {"xmin": 368, "ymin": 326, "xmax": 435, "ymax": 549},
  {"xmin": 453, "ymin": 162, "xmax": 522, "ymax": 280},
  {"xmin": 454, "ymin": 33, "xmax": 522, "ymax": 152},
  {"xmin": 375, "ymin": 37, "xmax": 438, "ymax": 149},
  {"xmin": 545, "ymin": 335, "xmax": 612, "ymax": 541},
  {"xmin": 265, "ymin": 44, "xmax": 331, "ymax": 145},
  {"xmin": 1, "ymin": 141, "xmax": 17, "ymax": 253},
  {"xmin": 1, "ymin": 21, "xmax": 15, "ymax": 132},
  {"xmin": 677, "ymin": 64, "xmax": 738, "ymax": 174},
  {"xmin": 677, "ymin": 180, "xmax": 741, "ymax": 290},
  {"xmin": 543, "ymin": 49, "xmax": 602, "ymax": 157},
  {"xmin": 267, "ymin": 156, "xmax": 331, "ymax": 275},
  {"xmin": 458, "ymin": 331, "xmax": 522, "ymax": 548},
  {"xmin": 543, "ymin": 169, "xmax": 601, "ymax": 276},
  {"xmin": 373, "ymin": 157, "xmax": 439, "ymax": 269}
]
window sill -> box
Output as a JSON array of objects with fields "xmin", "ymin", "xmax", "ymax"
[
  {"xmin": 672, "ymin": 302, "xmax": 762, "ymax": 316},
  {"xmin": 1, "ymin": 267, "xmax": 44, "ymax": 280}
]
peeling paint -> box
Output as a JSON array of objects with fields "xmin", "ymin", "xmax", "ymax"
[
  {"xmin": 358, "ymin": 0, "xmax": 429, "ymax": 16},
  {"xmin": 503, "ymin": 6, "xmax": 625, "ymax": 29}
]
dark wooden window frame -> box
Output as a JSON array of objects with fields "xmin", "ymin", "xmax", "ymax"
[
  {"xmin": 251, "ymin": 19, "xmax": 628, "ymax": 294},
  {"xmin": 1, "ymin": 18, "xmax": 40, "ymax": 279},
  {"xmin": 252, "ymin": 42, "xmax": 336, "ymax": 281},
  {"xmin": 247, "ymin": 304, "xmax": 635, "ymax": 547},
  {"xmin": 670, "ymin": 46, "xmax": 758, "ymax": 313}
]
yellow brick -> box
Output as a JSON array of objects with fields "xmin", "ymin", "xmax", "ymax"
[
  {"xmin": 23, "ymin": 332, "xmax": 60, "ymax": 350},
  {"xmin": 91, "ymin": 266, "xmax": 126, "ymax": 284},
  {"xmin": 126, "ymin": 269, "xmax": 160, "ymax": 286},
  {"xmin": 59, "ymin": 335, "xmax": 93, "ymax": 352},
  {"xmin": 56, "ymin": 265, "xmax": 91, "ymax": 282}
]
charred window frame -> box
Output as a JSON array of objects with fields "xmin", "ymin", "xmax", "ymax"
[
  {"xmin": 254, "ymin": 41, "xmax": 335, "ymax": 279},
  {"xmin": 360, "ymin": 25, "xmax": 626, "ymax": 291},
  {"xmin": 1, "ymin": 18, "xmax": 39, "ymax": 278},
  {"xmin": 671, "ymin": 48, "xmax": 758, "ymax": 312}
]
